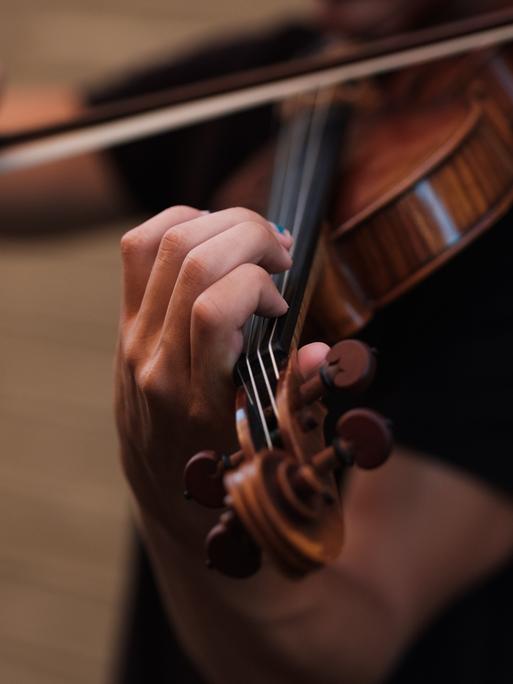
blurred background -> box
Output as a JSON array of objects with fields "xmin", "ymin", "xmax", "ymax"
[{"xmin": 0, "ymin": 1, "xmax": 308, "ymax": 683}]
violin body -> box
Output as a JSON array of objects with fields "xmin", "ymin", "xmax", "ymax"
[
  {"xmin": 322, "ymin": 88, "xmax": 513, "ymax": 338},
  {"xmin": 182, "ymin": 47, "xmax": 513, "ymax": 579},
  {"xmin": 216, "ymin": 48, "xmax": 513, "ymax": 341}
]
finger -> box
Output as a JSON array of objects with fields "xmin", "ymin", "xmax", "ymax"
[
  {"xmin": 183, "ymin": 264, "xmax": 288, "ymax": 397},
  {"xmin": 136, "ymin": 207, "xmax": 291, "ymax": 330},
  {"xmin": 139, "ymin": 216, "xmax": 291, "ymax": 339},
  {"xmin": 120, "ymin": 205, "xmax": 202, "ymax": 318},
  {"xmin": 298, "ymin": 342, "xmax": 330, "ymax": 380}
]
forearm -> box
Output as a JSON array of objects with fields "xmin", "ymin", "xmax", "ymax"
[
  {"xmin": 136, "ymin": 499, "xmax": 405, "ymax": 684},
  {"xmin": 0, "ymin": 86, "xmax": 132, "ymax": 232},
  {"xmin": 131, "ymin": 445, "xmax": 513, "ymax": 684},
  {"xmin": 0, "ymin": 153, "xmax": 132, "ymax": 234},
  {"xmin": 113, "ymin": 205, "xmax": 513, "ymax": 684}
]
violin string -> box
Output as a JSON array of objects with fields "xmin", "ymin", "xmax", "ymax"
[
  {"xmin": 245, "ymin": 346, "xmax": 273, "ymax": 449},
  {"xmin": 276, "ymin": 110, "xmax": 313, "ymax": 231},
  {"xmin": 248, "ymin": 106, "xmax": 307, "ymax": 417},
  {"xmin": 237, "ymin": 313, "xmax": 268, "ymax": 441},
  {"xmin": 237, "ymin": 88, "xmax": 328, "ymax": 446},
  {"xmin": 243, "ymin": 103, "xmax": 309, "ymax": 362},
  {"xmin": 268, "ymin": 110, "xmax": 297, "ymax": 221},
  {"xmin": 254, "ymin": 92, "xmax": 322, "ymax": 417},
  {"xmin": 236, "ymin": 366, "xmax": 255, "ymax": 407},
  {"xmin": 255, "ymin": 323, "xmax": 279, "ymax": 418},
  {"xmin": 235, "ymin": 104, "xmax": 301, "ymax": 441},
  {"xmin": 245, "ymin": 111, "xmax": 305, "ymax": 364},
  {"xmin": 266, "ymin": 87, "xmax": 333, "ymax": 377},
  {"xmin": 245, "ymin": 114, "xmax": 294, "ymax": 366},
  {"xmin": 284, "ymin": 88, "xmax": 334, "ymax": 283},
  {"xmin": 244, "ymin": 88, "xmax": 328, "ymax": 452},
  {"xmin": 265, "ymin": 91, "xmax": 323, "ymax": 379}
]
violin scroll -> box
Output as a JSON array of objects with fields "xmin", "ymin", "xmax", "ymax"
[{"xmin": 183, "ymin": 339, "xmax": 392, "ymax": 578}]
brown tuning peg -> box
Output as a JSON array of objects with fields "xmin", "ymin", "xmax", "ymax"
[
  {"xmin": 299, "ymin": 407, "xmax": 392, "ymax": 477},
  {"xmin": 184, "ymin": 450, "xmax": 244, "ymax": 508},
  {"xmin": 205, "ymin": 509, "xmax": 262, "ymax": 578},
  {"xmin": 278, "ymin": 408, "xmax": 392, "ymax": 519},
  {"xmin": 300, "ymin": 340, "xmax": 376, "ymax": 405},
  {"xmin": 334, "ymin": 408, "xmax": 392, "ymax": 470}
]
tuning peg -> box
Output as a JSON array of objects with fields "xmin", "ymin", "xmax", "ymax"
[
  {"xmin": 205, "ymin": 510, "xmax": 262, "ymax": 578},
  {"xmin": 296, "ymin": 408, "xmax": 392, "ymax": 481},
  {"xmin": 335, "ymin": 408, "xmax": 392, "ymax": 470},
  {"xmin": 184, "ymin": 450, "xmax": 244, "ymax": 508},
  {"xmin": 300, "ymin": 340, "xmax": 376, "ymax": 405}
]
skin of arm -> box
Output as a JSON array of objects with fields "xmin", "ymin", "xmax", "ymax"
[
  {"xmin": 114, "ymin": 204, "xmax": 513, "ymax": 684},
  {"xmin": 0, "ymin": 86, "xmax": 131, "ymax": 233}
]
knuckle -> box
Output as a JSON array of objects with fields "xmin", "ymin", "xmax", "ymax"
[
  {"xmin": 160, "ymin": 204, "xmax": 198, "ymax": 223},
  {"xmin": 133, "ymin": 358, "xmax": 171, "ymax": 401},
  {"xmin": 120, "ymin": 228, "xmax": 147, "ymax": 259},
  {"xmin": 122, "ymin": 340, "xmax": 141, "ymax": 374},
  {"xmin": 137, "ymin": 367, "xmax": 164, "ymax": 400},
  {"xmin": 243, "ymin": 262, "xmax": 270, "ymax": 286},
  {"xmin": 118, "ymin": 333, "xmax": 142, "ymax": 377},
  {"xmin": 232, "ymin": 206, "xmax": 262, "ymax": 225},
  {"xmin": 181, "ymin": 249, "xmax": 210, "ymax": 285},
  {"xmin": 192, "ymin": 293, "xmax": 224, "ymax": 330},
  {"xmin": 240, "ymin": 219, "xmax": 270, "ymax": 243},
  {"xmin": 160, "ymin": 227, "xmax": 189, "ymax": 258}
]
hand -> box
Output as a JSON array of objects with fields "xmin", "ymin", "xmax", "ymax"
[
  {"xmin": 115, "ymin": 205, "xmax": 327, "ymax": 531},
  {"xmin": 0, "ymin": 83, "xmax": 79, "ymax": 133}
]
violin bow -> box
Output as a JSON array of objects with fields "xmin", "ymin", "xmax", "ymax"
[{"xmin": 2, "ymin": 6, "xmax": 513, "ymax": 174}]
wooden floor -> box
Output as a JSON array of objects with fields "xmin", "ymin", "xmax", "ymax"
[{"xmin": 0, "ymin": 1, "xmax": 307, "ymax": 683}]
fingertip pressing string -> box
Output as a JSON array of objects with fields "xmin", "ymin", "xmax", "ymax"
[
  {"xmin": 270, "ymin": 222, "xmax": 288, "ymax": 235},
  {"xmin": 239, "ymin": 87, "xmax": 331, "ymax": 449}
]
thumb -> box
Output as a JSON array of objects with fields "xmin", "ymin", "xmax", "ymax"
[{"xmin": 297, "ymin": 342, "xmax": 329, "ymax": 380}]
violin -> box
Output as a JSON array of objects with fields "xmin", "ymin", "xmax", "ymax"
[
  {"xmin": 184, "ymin": 21, "xmax": 513, "ymax": 578},
  {"xmin": 3, "ymin": 7, "xmax": 513, "ymax": 578}
]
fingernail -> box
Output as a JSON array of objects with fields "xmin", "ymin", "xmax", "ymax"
[
  {"xmin": 200, "ymin": 210, "xmax": 210, "ymax": 215},
  {"xmin": 270, "ymin": 222, "xmax": 291, "ymax": 237},
  {"xmin": 269, "ymin": 222, "xmax": 293, "ymax": 248}
]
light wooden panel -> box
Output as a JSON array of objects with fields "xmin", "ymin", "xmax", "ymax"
[{"xmin": 0, "ymin": 229, "xmax": 130, "ymax": 684}]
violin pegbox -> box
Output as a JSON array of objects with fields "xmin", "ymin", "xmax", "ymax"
[{"xmin": 183, "ymin": 340, "xmax": 392, "ymax": 578}]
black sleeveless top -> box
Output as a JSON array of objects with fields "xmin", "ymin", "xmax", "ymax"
[{"xmin": 88, "ymin": 23, "xmax": 513, "ymax": 684}]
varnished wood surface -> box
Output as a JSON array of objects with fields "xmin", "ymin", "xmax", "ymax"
[
  {"xmin": 0, "ymin": 2, "xmax": 309, "ymax": 683},
  {"xmin": 331, "ymin": 95, "xmax": 513, "ymax": 306}
]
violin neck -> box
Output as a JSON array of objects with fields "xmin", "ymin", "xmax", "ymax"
[
  {"xmin": 234, "ymin": 96, "xmax": 350, "ymax": 451},
  {"xmin": 272, "ymin": 97, "xmax": 351, "ymax": 345}
]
